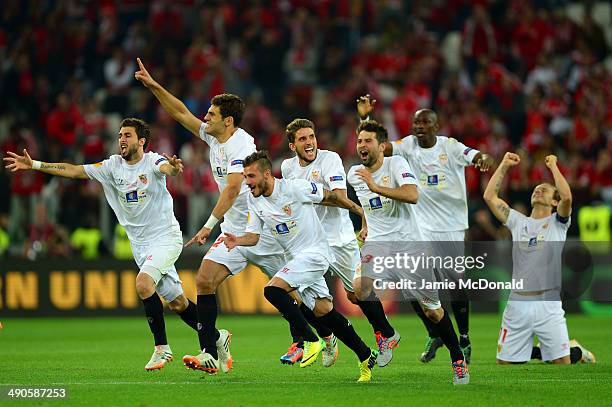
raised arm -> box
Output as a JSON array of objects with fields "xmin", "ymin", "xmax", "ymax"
[
  {"xmin": 4, "ymin": 149, "xmax": 88, "ymax": 179},
  {"xmin": 483, "ymin": 152, "xmax": 520, "ymax": 223},
  {"xmin": 134, "ymin": 58, "xmax": 202, "ymax": 136},
  {"xmin": 356, "ymin": 95, "xmax": 393, "ymax": 157},
  {"xmin": 158, "ymin": 153, "xmax": 184, "ymax": 177},
  {"xmin": 545, "ymin": 155, "xmax": 572, "ymax": 217}
]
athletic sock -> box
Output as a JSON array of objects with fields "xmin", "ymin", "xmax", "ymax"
[
  {"xmin": 357, "ymin": 292, "xmax": 395, "ymax": 338},
  {"xmin": 177, "ymin": 300, "xmax": 198, "ymax": 331},
  {"xmin": 288, "ymin": 320, "xmax": 304, "ymax": 346},
  {"xmin": 411, "ymin": 300, "xmax": 439, "ymax": 338},
  {"xmin": 318, "ymin": 308, "xmax": 371, "ymax": 362},
  {"xmin": 570, "ymin": 346, "xmax": 583, "ymax": 364},
  {"xmin": 300, "ymin": 303, "xmax": 333, "ymax": 338},
  {"xmin": 531, "ymin": 346, "xmax": 542, "ymax": 360},
  {"xmin": 142, "ymin": 293, "xmax": 168, "ymax": 346},
  {"xmin": 451, "ymin": 300, "xmax": 470, "ymax": 336},
  {"xmin": 263, "ymin": 286, "xmax": 318, "ymax": 342},
  {"xmin": 433, "ymin": 308, "xmax": 464, "ymax": 362},
  {"xmin": 196, "ymin": 294, "xmax": 220, "ymax": 359},
  {"xmin": 459, "ymin": 334, "xmax": 470, "ymax": 348}
]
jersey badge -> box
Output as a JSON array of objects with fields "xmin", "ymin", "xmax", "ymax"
[
  {"xmin": 282, "ymin": 204, "xmax": 292, "ymax": 216},
  {"xmin": 329, "ymin": 175, "xmax": 343, "ymax": 181},
  {"xmin": 439, "ymin": 153, "xmax": 448, "ymax": 164},
  {"xmin": 311, "ymin": 170, "xmax": 320, "ymax": 181},
  {"xmin": 382, "ymin": 176, "xmax": 390, "ymax": 186},
  {"xmin": 139, "ymin": 174, "xmax": 148, "ymax": 185}
]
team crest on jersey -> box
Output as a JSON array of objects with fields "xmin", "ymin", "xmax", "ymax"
[
  {"xmin": 282, "ymin": 204, "xmax": 292, "ymax": 216},
  {"xmin": 382, "ymin": 176, "xmax": 390, "ymax": 186},
  {"xmin": 139, "ymin": 174, "xmax": 148, "ymax": 185},
  {"xmin": 311, "ymin": 170, "xmax": 320, "ymax": 180},
  {"xmin": 439, "ymin": 153, "xmax": 448, "ymax": 164},
  {"xmin": 542, "ymin": 223, "xmax": 549, "ymax": 229}
]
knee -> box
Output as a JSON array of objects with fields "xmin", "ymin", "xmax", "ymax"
[
  {"xmin": 313, "ymin": 299, "xmax": 333, "ymax": 317},
  {"xmin": 195, "ymin": 271, "xmax": 217, "ymax": 294},
  {"xmin": 424, "ymin": 307, "xmax": 444, "ymax": 323},
  {"xmin": 168, "ymin": 295, "xmax": 188, "ymax": 313},
  {"xmin": 345, "ymin": 290, "xmax": 359, "ymax": 304},
  {"xmin": 135, "ymin": 273, "xmax": 156, "ymax": 299}
]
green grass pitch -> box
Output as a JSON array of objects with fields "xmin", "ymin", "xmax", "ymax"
[{"xmin": 1, "ymin": 314, "xmax": 611, "ymax": 406}]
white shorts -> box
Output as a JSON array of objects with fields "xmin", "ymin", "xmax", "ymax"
[
  {"xmin": 358, "ymin": 241, "xmax": 441, "ymax": 310},
  {"xmin": 274, "ymin": 252, "xmax": 333, "ymax": 311},
  {"xmin": 204, "ymin": 233, "xmax": 286, "ymax": 278},
  {"xmin": 497, "ymin": 300, "xmax": 570, "ymax": 362},
  {"xmin": 131, "ymin": 232, "xmax": 183, "ymax": 302},
  {"xmin": 421, "ymin": 229, "xmax": 466, "ymax": 280},
  {"xmin": 328, "ymin": 240, "xmax": 360, "ymax": 291}
]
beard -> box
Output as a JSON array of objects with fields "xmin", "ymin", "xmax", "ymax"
[
  {"xmin": 121, "ymin": 145, "xmax": 139, "ymax": 161},
  {"xmin": 296, "ymin": 149, "xmax": 316, "ymax": 164}
]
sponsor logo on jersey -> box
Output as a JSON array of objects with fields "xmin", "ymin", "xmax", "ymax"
[
  {"xmin": 402, "ymin": 172, "xmax": 415, "ymax": 179},
  {"xmin": 155, "ymin": 157, "xmax": 168, "ymax": 165},
  {"xmin": 439, "ymin": 153, "xmax": 448, "ymax": 164},
  {"xmin": 139, "ymin": 174, "xmax": 148, "ymax": 185},
  {"xmin": 463, "ymin": 147, "xmax": 474, "ymax": 155},
  {"xmin": 369, "ymin": 196, "xmax": 383, "ymax": 209},
  {"xmin": 94, "ymin": 162, "xmax": 103, "ymax": 167},
  {"xmin": 311, "ymin": 170, "xmax": 320, "ymax": 180},
  {"xmin": 528, "ymin": 237, "xmax": 538, "ymax": 247},
  {"xmin": 427, "ymin": 175, "xmax": 439, "ymax": 186},
  {"xmin": 230, "ymin": 159, "xmax": 244, "ymax": 166},
  {"xmin": 126, "ymin": 190, "xmax": 138, "ymax": 203},
  {"xmin": 310, "ymin": 182, "xmax": 318, "ymax": 194},
  {"xmin": 216, "ymin": 167, "xmax": 223, "ymax": 176},
  {"xmin": 329, "ymin": 175, "xmax": 343, "ymax": 181},
  {"xmin": 275, "ymin": 223, "xmax": 290, "ymax": 234},
  {"xmin": 282, "ymin": 204, "xmax": 292, "ymax": 216}
]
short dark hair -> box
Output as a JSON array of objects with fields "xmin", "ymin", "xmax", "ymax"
[
  {"xmin": 211, "ymin": 93, "xmax": 245, "ymax": 127},
  {"xmin": 542, "ymin": 183, "xmax": 561, "ymax": 203},
  {"xmin": 286, "ymin": 118, "xmax": 315, "ymax": 143},
  {"xmin": 244, "ymin": 150, "xmax": 272, "ymax": 173},
  {"xmin": 120, "ymin": 118, "xmax": 151, "ymax": 150},
  {"xmin": 357, "ymin": 120, "xmax": 388, "ymax": 144}
]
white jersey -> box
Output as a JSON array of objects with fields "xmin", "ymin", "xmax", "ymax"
[
  {"xmin": 504, "ymin": 209, "xmax": 570, "ymax": 293},
  {"xmin": 246, "ymin": 178, "xmax": 333, "ymax": 262},
  {"xmin": 281, "ymin": 149, "xmax": 355, "ymax": 247},
  {"xmin": 83, "ymin": 152, "xmax": 181, "ymax": 245},
  {"xmin": 347, "ymin": 156, "xmax": 422, "ymax": 242},
  {"xmin": 199, "ymin": 123, "xmax": 254, "ymax": 235},
  {"xmin": 392, "ymin": 135, "xmax": 479, "ymax": 232}
]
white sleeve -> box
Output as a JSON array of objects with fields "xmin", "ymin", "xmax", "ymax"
[
  {"xmin": 225, "ymin": 137, "xmax": 252, "ymax": 175},
  {"xmin": 390, "ymin": 156, "xmax": 418, "ymax": 187},
  {"xmin": 448, "ymin": 138, "xmax": 479, "ymax": 167},
  {"xmin": 504, "ymin": 208, "xmax": 523, "ymax": 232},
  {"xmin": 245, "ymin": 209, "xmax": 263, "ymax": 235},
  {"xmin": 291, "ymin": 179, "xmax": 324, "ymax": 204},
  {"xmin": 322, "ymin": 153, "xmax": 347, "ymax": 191},
  {"xmin": 280, "ymin": 159, "xmax": 290, "ymax": 178},
  {"xmin": 198, "ymin": 122, "xmax": 215, "ymax": 146},
  {"xmin": 150, "ymin": 153, "xmax": 168, "ymax": 176},
  {"xmin": 83, "ymin": 157, "xmax": 113, "ymax": 183}
]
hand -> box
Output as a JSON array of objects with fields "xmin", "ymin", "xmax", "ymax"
[
  {"xmin": 545, "ymin": 155, "xmax": 558, "ymax": 170},
  {"xmin": 474, "ymin": 153, "xmax": 494, "ymax": 172},
  {"xmin": 134, "ymin": 58, "xmax": 155, "ymax": 88},
  {"xmin": 219, "ymin": 232, "xmax": 237, "ymax": 251},
  {"xmin": 162, "ymin": 153, "xmax": 184, "ymax": 174},
  {"xmin": 185, "ymin": 226, "xmax": 211, "ymax": 247},
  {"xmin": 3, "ymin": 149, "xmax": 33, "ymax": 172},
  {"xmin": 357, "ymin": 94, "xmax": 376, "ymax": 120},
  {"xmin": 355, "ymin": 168, "xmax": 379, "ymax": 192},
  {"xmin": 357, "ymin": 225, "xmax": 368, "ymax": 245},
  {"xmin": 501, "ymin": 152, "xmax": 520, "ymax": 168}
]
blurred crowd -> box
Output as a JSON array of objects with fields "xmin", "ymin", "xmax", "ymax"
[{"xmin": 0, "ymin": 0, "xmax": 610, "ymax": 259}]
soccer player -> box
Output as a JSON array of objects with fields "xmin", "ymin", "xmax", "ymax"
[
  {"xmin": 4, "ymin": 118, "xmax": 197, "ymax": 371},
  {"xmin": 221, "ymin": 150, "xmax": 379, "ymax": 382},
  {"xmin": 357, "ymin": 96, "xmax": 494, "ymax": 363},
  {"xmin": 281, "ymin": 118, "xmax": 400, "ymax": 367},
  {"xmin": 347, "ymin": 120, "xmax": 469, "ymax": 385},
  {"xmin": 484, "ymin": 152, "xmax": 596, "ymax": 365},
  {"xmin": 135, "ymin": 59, "xmax": 287, "ymax": 374}
]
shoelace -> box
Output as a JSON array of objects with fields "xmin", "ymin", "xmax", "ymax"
[
  {"xmin": 286, "ymin": 343, "xmax": 299, "ymax": 354},
  {"xmin": 453, "ymin": 361, "xmax": 467, "ymax": 378},
  {"xmin": 375, "ymin": 332, "xmax": 388, "ymax": 352}
]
